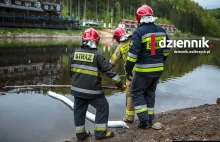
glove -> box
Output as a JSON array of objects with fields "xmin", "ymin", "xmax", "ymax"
[
  {"xmin": 126, "ymin": 73, "xmax": 133, "ymax": 81},
  {"xmin": 118, "ymin": 85, "xmax": 126, "ymax": 92}
]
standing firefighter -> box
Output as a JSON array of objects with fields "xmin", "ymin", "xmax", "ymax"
[
  {"xmin": 125, "ymin": 5, "xmax": 170, "ymax": 129},
  {"xmin": 69, "ymin": 28, "xmax": 126, "ymax": 140},
  {"xmin": 110, "ymin": 27, "xmax": 135, "ymax": 123}
]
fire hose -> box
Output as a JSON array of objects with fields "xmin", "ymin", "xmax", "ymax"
[{"xmin": 47, "ymin": 91, "xmax": 129, "ymax": 129}]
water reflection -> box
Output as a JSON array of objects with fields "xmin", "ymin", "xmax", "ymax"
[
  {"xmin": 1, "ymin": 40, "xmax": 220, "ymax": 94},
  {"xmin": 0, "ymin": 39, "xmax": 220, "ymax": 95},
  {"xmin": 0, "ymin": 47, "xmax": 67, "ymax": 88},
  {"xmin": 161, "ymin": 40, "xmax": 220, "ymax": 82},
  {"xmin": 0, "ymin": 39, "xmax": 126, "ymax": 95}
]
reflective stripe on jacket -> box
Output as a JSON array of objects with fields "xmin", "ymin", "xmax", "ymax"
[
  {"xmin": 110, "ymin": 40, "xmax": 130, "ymax": 66},
  {"xmin": 69, "ymin": 46, "xmax": 122, "ymax": 99},
  {"xmin": 125, "ymin": 23, "xmax": 171, "ymax": 75}
]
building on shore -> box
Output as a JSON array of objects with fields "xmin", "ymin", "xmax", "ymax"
[
  {"xmin": 117, "ymin": 19, "xmax": 177, "ymax": 34},
  {"xmin": 0, "ymin": 0, "xmax": 81, "ymax": 29},
  {"xmin": 118, "ymin": 19, "xmax": 137, "ymax": 32}
]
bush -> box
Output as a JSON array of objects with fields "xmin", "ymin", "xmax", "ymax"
[
  {"xmin": 174, "ymin": 30, "xmax": 181, "ymax": 37},
  {"xmin": 155, "ymin": 18, "xmax": 171, "ymax": 24}
]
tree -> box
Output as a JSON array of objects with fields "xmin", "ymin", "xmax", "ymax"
[
  {"xmin": 115, "ymin": 2, "xmax": 121, "ymax": 24},
  {"xmin": 62, "ymin": 6, "xmax": 68, "ymax": 19},
  {"xmin": 62, "ymin": 0, "xmax": 220, "ymax": 37}
]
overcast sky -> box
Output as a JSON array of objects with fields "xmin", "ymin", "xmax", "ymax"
[{"xmin": 193, "ymin": 0, "xmax": 220, "ymax": 9}]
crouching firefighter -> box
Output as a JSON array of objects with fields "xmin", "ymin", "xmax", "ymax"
[
  {"xmin": 110, "ymin": 27, "xmax": 135, "ymax": 123},
  {"xmin": 69, "ymin": 28, "xmax": 126, "ymax": 141},
  {"xmin": 125, "ymin": 5, "xmax": 171, "ymax": 129}
]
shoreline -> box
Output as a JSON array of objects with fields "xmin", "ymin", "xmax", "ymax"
[
  {"xmin": 64, "ymin": 103, "xmax": 220, "ymax": 142},
  {"xmin": 1, "ymin": 34, "xmax": 219, "ymax": 41},
  {"xmin": 0, "ymin": 30, "xmax": 111, "ymax": 39},
  {"xmin": 170, "ymin": 36, "xmax": 220, "ymax": 41},
  {"xmin": 0, "ymin": 27, "xmax": 84, "ymax": 39},
  {"xmin": 0, "ymin": 27, "xmax": 219, "ymax": 41},
  {"xmin": 0, "ymin": 33, "xmax": 83, "ymax": 38}
]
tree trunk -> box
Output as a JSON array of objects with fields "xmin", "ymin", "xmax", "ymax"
[
  {"xmin": 123, "ymin": 8, "xmax": 124, "ymax": 19},
  {"xmin": 106, "ymin": 0, "xmax": 109, "ymax": 17},
  {"xmin": 83, "ymin": 0, "xmax": 86, "ymax": 20},
  {"xmin": 70, "ymin": 0, "xmax": 72, "ymax": 19},
  {"xmin": 96, "ymin": 0, "xmax": 98, "ymax": 21},
  {"xmin": 78, "ymin": 0, "xmax": 80, "ymax": 19}
]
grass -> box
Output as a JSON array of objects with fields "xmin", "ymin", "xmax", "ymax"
[
  {"xmin": 0, "ymin": 38, "xmax": 81, "ymax": 48},
  {"xmin": 0, "ymin": 27, "xmax": 83, "ymax": 36}
]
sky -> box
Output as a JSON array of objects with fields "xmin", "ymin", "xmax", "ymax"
[{"xmin": 193, "ymin": 0, "xmax": 220, "ymax": 9}]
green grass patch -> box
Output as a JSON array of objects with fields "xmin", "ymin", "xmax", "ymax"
[
  {"xmin": 0, "ymin": 27, "xmax": 83, "ymax": 36},
  {"xmin": 0, "ymin": 38, "xmax": 81, "ymax": 48}
]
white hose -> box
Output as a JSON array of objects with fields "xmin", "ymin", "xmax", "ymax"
[{"xmin": 47, "ymin": 91, "xmax": 129, "ymax": 128}]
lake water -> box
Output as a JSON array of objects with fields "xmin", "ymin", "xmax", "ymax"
[{"xmin": 0, "ymin": 38, "xmax": 220, "ymax": 142}]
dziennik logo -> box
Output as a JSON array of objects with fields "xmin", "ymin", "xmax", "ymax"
[
  {"xmin": 150, "ymin": 34, "xmax": 213, "ymax": 55},
  {"xmin": 159, "ymin": 37, "xmax": 213, "ymax": 48}
]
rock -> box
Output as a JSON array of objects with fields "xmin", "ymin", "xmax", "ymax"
[
  {"xmin": 152, "ymin": 122, "xmax": 163, "ymax": 130},
  {"xmin": 217, "ymin": 98, "xmax": 220, "ymax": 105},
  {"xmin": 62, "ymin": 139, "xmax": 72, "ymax": 142},
  {"xmin": 165, "ymin": 138, "xmax": 172, "ymax": 142},
  {"xmin": 190, "ymin": 117, "xmax": 197, "ymax": 120}
]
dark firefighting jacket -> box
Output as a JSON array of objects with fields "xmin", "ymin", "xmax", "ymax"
[
  {"xmin": 69, "ymin": 46, "xmax": 123, "ymax": 99},
  {"xmin": 125, "ymin": 22, "xmax": 170, "ymax": 76}
]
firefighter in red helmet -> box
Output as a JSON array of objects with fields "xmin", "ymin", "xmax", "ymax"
[
  {"xmin": 69, "ymin": 28, "xmax": 126, "ymax": 140},
  {"xmin": 110, "ymin": 27, "xmax": 135, "ymax": 123},
  {"xmin": 125, "ymin": 5, "xmax": 171, "ymax": 129}
]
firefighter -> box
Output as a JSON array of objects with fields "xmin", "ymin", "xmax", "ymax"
[
  {"xmin": 125, "ymin": 5, "xmax": 170, "ymax": 129},
  {"xmin": 69, "ymin": 28, "xmax": 126, "ymax": 140},
  {"xmin": 110, "ymin": 27, "xmax": 135, "ymax": 123}
]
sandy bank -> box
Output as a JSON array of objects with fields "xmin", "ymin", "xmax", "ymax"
[{"xmin": 63, "ymin": 103, "xmax": 220, "ymax": 142}]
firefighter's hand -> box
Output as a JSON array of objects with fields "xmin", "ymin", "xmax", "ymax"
[
  {"xmin": 126, "ymin": 73, "xmax": 133, "ymax": 81},
  {"xmin": 118, "ymin": 85, "xmax": 126, "ymax": 92}
]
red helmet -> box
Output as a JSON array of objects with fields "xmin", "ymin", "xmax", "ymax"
[
  {"xmin": 113, "ymin": 27, "xmax": 127, "ymax": 42},
  {"xmin": 82, "ymin": 28, "xmax": 100, "ymax": 43},
  {"xmin": 136, "ymin": 5, "xmax": 153, "ymax": 22}
]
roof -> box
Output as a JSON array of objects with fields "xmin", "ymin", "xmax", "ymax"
[
  {"xmin": 156, "ymin": 23, "xmax": 176, "ymax": 28},
  {"xmin": 41, "ymin": 2, "xmax": 58, "ymax": 6},
  {"xmin": 120, "ymin": 19, "xmax": 136, "ymax": 22},
  {"xmin": 118, "ymin": 19, "xmax": 138, "ymax": 26},
  {"xmin": 0, "ymin": 3, "xmax": 44, "ymax": 12},
  {"xmin": 85, "ymin": 21, "xmax": 99, "ymax": 26}
]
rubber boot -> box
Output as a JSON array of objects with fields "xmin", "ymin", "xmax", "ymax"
[
  {"xmin": 149, "ymin": 114, "xmax": 155, "ymax": 120},
  {"xmin": 95, "ymin": 131, "xmax": 114, "ymax": 140},
  {"xmin": 77, "ymin": 131, "xmax": 91, "ymax": 141},
  {"xmin": 138, "ymin": 120, "xmax": 152, "ymax": 129},
  {"xmin": 148, "ymin": 119, "xmax": 153, "ymax": 127},
  {"xmin": 122, "ymin": 118, "xmax": 134, "ymax": 123}
]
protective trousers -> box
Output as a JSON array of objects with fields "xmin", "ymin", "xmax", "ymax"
[
  {"xmin": 131, "ymin": 73, "xmax": 159, "ymax": 122},
  {"xmin": 125, "ymin": 78, "xmax": 135, "ymax": 121},
  {"xmin": 74, "ymin": 96, "xmax": 109, "ymax": 140}
]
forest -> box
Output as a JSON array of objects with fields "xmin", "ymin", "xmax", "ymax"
[
  {"xmin": 209, "ymin": 8, "xmax": 220, "ymax": 24},
  {"xmin": 62, "ymin": 0, "xmax": 220, "ymax": 37}
]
